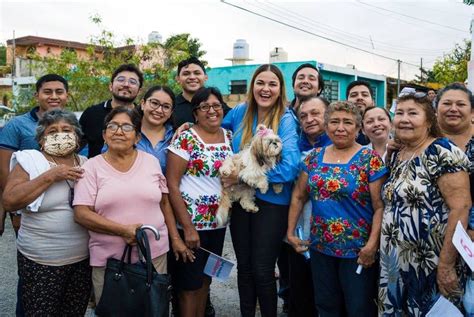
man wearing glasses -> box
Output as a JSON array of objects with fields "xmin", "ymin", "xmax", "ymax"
[{"xmin": 79, "ymin": 64, "xmax": 143, "ymax": 158}]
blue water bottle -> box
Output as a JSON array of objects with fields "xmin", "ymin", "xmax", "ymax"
[
  {"xmin": 296, "ymin": 225, "xmax": 310, "ymax": 260},
  {"xmin": 464, "ymin": 273, "xmax": 474, "ymax": 316},
  {"xmin": 469, "ymin": 206, "xmax": 474, "ymax": 230}
]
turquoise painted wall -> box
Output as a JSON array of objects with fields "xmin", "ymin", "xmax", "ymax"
[{"xmin": 206, "ymin": 61, "xmax": 386, "ymax": 106}]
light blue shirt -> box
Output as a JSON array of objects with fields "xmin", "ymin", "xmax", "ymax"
[
  {"xmin": 222, "ymin": 103, "xmax": 300, "ymax": 205},
  {"xmin": 136, "ymin": 124, "xmax": 174, "ymax": 173},
  {"xmin": 0, "ymin": 107, "xmax": 40, "ymax": 151}
]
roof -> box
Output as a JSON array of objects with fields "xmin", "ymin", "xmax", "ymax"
[{"xmin": 6, "ymin": 35, "xmax": 103, "ymax": 52}]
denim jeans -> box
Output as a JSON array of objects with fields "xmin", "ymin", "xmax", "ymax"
[
  {"xmin": 310, "ymin": 250, "xmax": 378, "ymax": 317},
  {"xmin": 230, "ymin": 199, "xmax": 288, "ymax": 317}
]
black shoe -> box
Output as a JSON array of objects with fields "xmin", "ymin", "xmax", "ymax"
[{"xmin": 205, "ymin": 293, "xmax": 215, "ymax": 317}]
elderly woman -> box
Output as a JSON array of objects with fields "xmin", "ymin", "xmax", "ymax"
[
  {"xmin": 379, "ymin": 92, "xmax": 471, "ymax": 316},
  {"xmin": 2, "ymin": 109, "xmax": 90, "ymax": 315},
  {"xmin": 287, "ymin": 101, "xmax": 387, "ymax": 317},
  {"xmin": 362, "ymin": 106, "xmax": 392, "ymax": 162},
  {"xmin": 221, "ymin": 64, "xmax": 300, "ymax": 317},
  {"xmin": 73, "ymin": 106, "xmax": 188, "ymax": 305},
  {"xmin": 167, "ymin": 87, "xmax": 233, "ymax": 317},
  {"xmin": 137, "ymin": 85, "xmax": 175, "ymax": 173},
  {"xmin": 435, "ymin": 83, "xmax": 474, "ymax": 235}
]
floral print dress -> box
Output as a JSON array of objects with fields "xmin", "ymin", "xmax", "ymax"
[
  {"xmin": 168, "ymin": 128, "xmax": 233, "ymax": 230},
  {"xmin": 378, "ymin": 138, "xmax": 470, "ymax": 317},
  {"xmin": 302, "ymin": 146, "xmax": 387, "ymax": 258}
]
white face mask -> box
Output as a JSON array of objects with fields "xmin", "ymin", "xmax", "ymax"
[{"xmin": 43, "ymin": 132, "xmax": 77, "ymax": 156}]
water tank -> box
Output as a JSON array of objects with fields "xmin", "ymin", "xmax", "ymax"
[
  {"xmin": 148, "ymin": 31, "xmax": 162, "ymax": 44},
  {"xmin": 233, "ymin": 39, "xmax": 249, "ymax": 60},
  {"xmin": 269, "ymin": 47, "xmax": 288, "ymax": 63}
]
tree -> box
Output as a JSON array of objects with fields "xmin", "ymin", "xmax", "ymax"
[
  {"xmin": 23, "ymin": 15, "xmax": 206, "ymax": 111},
  {"xmin": 0, "ymin": 44, "xmax": 6, "ymax": 66},
  {"xmin": 431, "ymin": 39, "xmax": 470, "ymax": 85}
]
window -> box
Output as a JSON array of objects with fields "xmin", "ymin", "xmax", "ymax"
[
  {"xmin": 322, "ymin": 80, "xmax": 339, "ymax": 102},
  {"xmin": 230, "ymin": 80, "xmax": 247, "ymax": 94}
]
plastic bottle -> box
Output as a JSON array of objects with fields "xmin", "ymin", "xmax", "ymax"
[
  {"xmin": 296, "ymin": 225, "xmax": 310, "ymax": 260},
  {"xmin": 463, "ymin": 273, "xmax": 474, "ymax": 316}
]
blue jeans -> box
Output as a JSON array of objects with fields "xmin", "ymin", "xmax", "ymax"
[
  {"xmin": 230, "ymin": 199, "xmax": 288, "ymax": 317},
  {"xmin": 310, "ymin": 250, "xmax": 378, "ymax": 317}
]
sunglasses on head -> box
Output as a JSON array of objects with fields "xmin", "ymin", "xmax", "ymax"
[{"xmin": 398, "ymin": 91, "xmax": 427, "ymax": 99}]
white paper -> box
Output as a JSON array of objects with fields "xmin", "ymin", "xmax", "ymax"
[
  {"xmin": 426, "ymin": 295, "xmax": 463, "ymax": 317},
  {"xmin": 452, "ymin": 221, "xmax": 474, "ymax": 272},
  {"xmin": 202, "ymin": 249, "xmax": 235, "ymax": 282}
]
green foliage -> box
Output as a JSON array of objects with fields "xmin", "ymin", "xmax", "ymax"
[
  {"xmin": 413, "ymin": 67, "xmax": 436, "ymax": 84},
  {"xmin": 25, "ymin": 16, "xmax": 206, "ymax": 111},
  {"xmin": 431, "ymin": 40, "xmax": 471, "ymax": 85},
  {"xmin": 0, "ymin": 43, "xmax": 6, "ymax": 66}
]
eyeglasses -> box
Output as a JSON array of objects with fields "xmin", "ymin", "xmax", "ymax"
[
  {"xmin": 114, "ymin": 76, "xmax": 139, "ymax": 87},
  {"xmin": 105, "ymin": 123, "xmax": 135, "ymax": 133},
  {"xmin": 197, "ymin": 103, "xmax": 223, "ymax": 112},
  {"xmin": 147, "ymin": 99, "xmax": 173, "ymax": 112},
  {"xmin": 398, "ymin": 91, "xmax": 427, "ymax": 99}
]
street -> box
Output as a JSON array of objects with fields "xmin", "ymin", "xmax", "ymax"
[{"xmin": 0, "ymin": 220, "xmax": 285, "ymax": 317}]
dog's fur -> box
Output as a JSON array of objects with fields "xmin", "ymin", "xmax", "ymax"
[{"xmin": 216, "ymin": 124, "xmax": 283, "ymax": 226}]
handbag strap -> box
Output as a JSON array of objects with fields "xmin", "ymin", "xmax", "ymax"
[
  {"xmin": 136, "ymin": 228, "xmax": 154, "ymax": 287},
  {"xmin": 118, "ymin": 243, "xmax": 133, "ymax": 273}
]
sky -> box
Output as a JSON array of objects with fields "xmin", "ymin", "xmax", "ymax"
[{"xmin": 0, "ymin": 0, "xmax": 472, "ymax": 80}]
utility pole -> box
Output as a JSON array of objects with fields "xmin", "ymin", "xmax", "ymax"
[
  {"xmin": 468, "ymin": 13, "xmax": 474, "ymax": 92},
  {"xmin": 11, "ymin": 30, "xmax": 16, "ymax": 110},
  {"xmin": 420, "ymin": 57, "xmax": 423, "ymax": 83},
  {"xmin": 397, "ymin": 59, "xmax": 401, "ymax": 95}
]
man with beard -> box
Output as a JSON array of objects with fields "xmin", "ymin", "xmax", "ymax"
[
  {"xmin": 346, "ymin": 80, "xmax": 374, "ymax": 145},
  {"xmin": 290, "ymin": 63, "xmax": 324, "ymax": 112},
  {"xmin": 173, "ymin": 57, "xmax": 230, "ymax": 129},
  {"xmin": 80, "ymin": 64, "xmax": 143, "ymax": 157}
]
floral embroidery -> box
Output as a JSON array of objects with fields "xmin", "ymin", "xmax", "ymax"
[
  {"xmin": 170, "ymin": 128, "xmax": 233, "ymax": 230},
  {"xmin": 303, "ymin": 146, "xmax": 386, "ymax": 258}
]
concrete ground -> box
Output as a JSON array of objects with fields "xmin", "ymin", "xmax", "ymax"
[{"xmin": 0, "ymin": 220, "xmax": 286, "ymax": 317}]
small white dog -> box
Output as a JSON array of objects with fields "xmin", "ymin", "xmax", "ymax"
[{"xmin": 216, "ymin": 124, "xmax": 283, "ymax": 226}]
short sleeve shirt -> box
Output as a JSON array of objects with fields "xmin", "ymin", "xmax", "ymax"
[
  {"xmin": 168, "ymin": 128, "xmax": 233, "ymax": 230},
  {"xmin": 302, "ymin": 146, "xmax": 387, "ymax": 258},
  {"xmin": 73, "ymin": 151, "xmax": 169, "ymax": 267},
  {"xmin": 0, "ymin": 107, "xmax": 39, "ymax": 151}
]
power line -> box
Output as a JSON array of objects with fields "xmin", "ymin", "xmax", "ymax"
[
  {"xmin": 220, "ymin": 0, "xmax": 420, "ymax": 68},
  {"xmin": 260, "ymin": 0, "xmax": 450, "ymax": 54},
  {"xmin": 356, "ymin": 0, "xmax": 467, "ymax": 33}
]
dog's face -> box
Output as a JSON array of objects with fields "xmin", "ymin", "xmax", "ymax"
[{"xmin": 251, "ymin": 125, "xmax": 283, "ymax": 167}]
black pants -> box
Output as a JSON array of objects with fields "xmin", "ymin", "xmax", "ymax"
[
  {"xmin": 230, "ymin": 198, "xmax": 288, "ymax": 317},
  {"xmin": 288, "ymin": 245, "xmax": 317, "ymax": 317}
]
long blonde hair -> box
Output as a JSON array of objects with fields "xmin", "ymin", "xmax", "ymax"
[{"xmin": 240, "ymin": 64, "xmax": 287, "ymax": 148}]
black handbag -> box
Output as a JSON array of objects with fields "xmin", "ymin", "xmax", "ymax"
[{"xmin": 95, "ymin": 228, "xmax": 170, "ymax": 317}]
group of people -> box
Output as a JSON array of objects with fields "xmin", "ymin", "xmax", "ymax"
[{"xmin": 0, "ymin": 57, "xmax": 473, "ymax": 317}]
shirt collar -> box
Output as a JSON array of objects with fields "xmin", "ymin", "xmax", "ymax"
[{"xmin": 30, "ymin": 107, "xmax": 40, "ymax": 122}]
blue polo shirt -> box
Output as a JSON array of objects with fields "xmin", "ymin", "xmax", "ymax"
[
  {"xmin": 0, "ymin": 107, "xmax": 40, "ymax": 151},
  {"xmin": 136, "ymin": 124, "xmax": 174, "ymax": 173}
]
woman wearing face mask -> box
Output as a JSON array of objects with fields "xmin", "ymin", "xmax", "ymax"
[
  {"xmin": 2, "ymin": 109, "xmax": 91, "ymax": 316},
  {"xmin": 362, "ymin": 106, "xmax": 392, "ymax": 162}
]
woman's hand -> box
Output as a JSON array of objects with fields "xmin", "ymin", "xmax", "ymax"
[
  {"xmin": 48, "ymin": 165, "xmax": 84, "ymax": 182},
  {"xmin": 357, "ymin": 243, "xmax": 377, "ymax": 268},
  {"xmin": 221, "ymin": 168, "xmax": 239, "ymax": 189},
  {"xmin": 437, "ymin": 262, "xmax": 461, "ymax": 297},
  {"xmin": 171, "ymin": 237, "xmax": 196, "ymax": 263},
  {"xmin": 171, "ymin": 122, "xmax": 192, "ymax": 142},
  {"xmin": 120, "ymin": 223, "xmax": 143, "ymax": 245},
  {"xmin": 287, "ymin": 234, "xmax": 310, "ymax": 254},
  {"xmin": 183, "ymin": 226, "xmax": 200, "ymax": 249}
]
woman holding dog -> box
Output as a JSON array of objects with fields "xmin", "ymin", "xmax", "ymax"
[
  {"xmin": 221, "ymin": 64, "xmax": 300, "ymax": 317},
  {"xmin": 287, "ymin": 101, "xmax": 386, "ymax": 317},
  {"xmin": 167, "ymin": 87, "xmax": 233, "ymax": 317}
]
